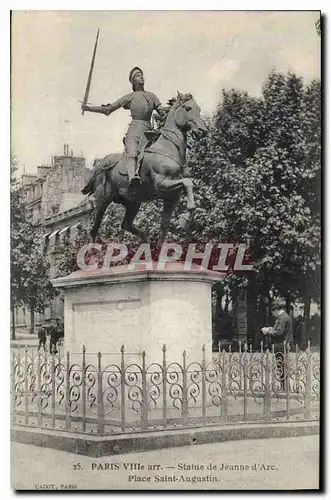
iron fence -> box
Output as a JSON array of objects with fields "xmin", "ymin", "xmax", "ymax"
[{"xmin": 11, "ymin": 342, "xmax": 320, "ymax": 436}]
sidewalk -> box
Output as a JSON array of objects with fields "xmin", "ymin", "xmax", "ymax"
[{"xmin": 11, "ymin": 434, "xmax": 319, "ymax": 490}]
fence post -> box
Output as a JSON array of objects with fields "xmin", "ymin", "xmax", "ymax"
[
  {"xmin": 141, "ymin": 350, "xmax": 148, "ymax": 431},
  {"xmin": 51, "ymin": 351, "xmax": 56, "ymax": 428},
  {"xmin": 295, "ymin": 344, "xmax": 299, "ymax": 393},
  {"xmin": 249, "ymin": 344, "xmax": 253, "ymax": 392},
  {"xmin": 24, "ymin": 348, "xmax": 29, "ymax": 425},
  {"xmin": 120, "ymin": 345, "xmax": 126, "ymax": 432},
  {"xmin": 202, "ymin": 345, "xmax": 206, "ymax": 426},
  {"xmin": 37, "ymin": 351, "xmax": 42, "ymax": 427},
  {"xmin": 82, "ymin": 345, "xmax": 86, "ymax": 433},
  {"xmin": 162, "ymin": 345, "xmax": 167, "ymax": 429},
  {"xmin": 285, "ymin": 343, "xmax": 290, "ymax": 420},
  {"xmin": 239, "ymin": 340, "xmax": 243, "ymax": 390},
  {"xmin": 182, "ymin": 350, "xmax": 188, "ymax": 426},
  {"xmin": 221, "ymin": 349, "xmax": 228, "ymax": 422},
  {"xmin": 243, "ymin": 343, "xmax": 248, "ymax": 421},
  {"xmin": 97, "ymin": 351, "xmax": 105, "ymax": 434},
  {"xmin": 260, "ymin": 341, "xmax": 265, "ymax": 390},
  {"xmin": 264, "ymin": 349, "xmax": 271, "ymax": 421},
  {"xmin": 11, "ymin": 351, "xmax": 16, "ymax": 424},
  {"xmin": 65, "ymin": 351, "xmax": 71, "ymax": 430},
  {"xmin": 304, "ymin": 341, "xmax": 312, "ymax": 419}
]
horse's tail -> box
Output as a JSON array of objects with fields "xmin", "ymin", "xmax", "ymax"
[
  {"xmin": 82, "ymin": 174, "xmax": 96, "ymax": 196},
  {"xmin": 82, "ymin": 153, "xmax": 121, "ymax": 196}
]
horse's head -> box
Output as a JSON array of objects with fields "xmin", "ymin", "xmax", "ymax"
[{"xmin": 173, "ymin": 92, "xmax": 208, "ymax": 139}]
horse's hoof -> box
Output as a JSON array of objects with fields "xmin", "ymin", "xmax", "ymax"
[{"xmin": 178, "ymin": 212, "xmax": 192, "ymax": 231}]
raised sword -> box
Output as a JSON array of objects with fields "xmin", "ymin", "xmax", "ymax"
[{"xmin": 81, "ymin": 29, "xmax": 100, "ymax": 115}]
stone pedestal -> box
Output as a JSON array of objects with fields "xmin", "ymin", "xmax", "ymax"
[{"xmin": 52, "ymin": 263, "xmax": 224, "ymax": 365}]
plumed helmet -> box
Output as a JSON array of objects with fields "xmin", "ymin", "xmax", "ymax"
[{"xmin": 129, "ymin": 66, "xmax": 143, "ymax": 83}]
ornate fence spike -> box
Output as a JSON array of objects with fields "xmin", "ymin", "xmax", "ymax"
[
  {"xmin": 24, "ymin": 348, "xmax": 29, "ymax": 425},
  {"xmin": 82, "ymin": 343, "xmax": 86, "ymax": 433},
  {"xmin": 65, "ymin": 351, "xmax": 71, "ymax": 430},
  {"xmin": 120, "ymin": 343, "xmax": 126, "ymax": 432},
  {"xmin": 120, "ymin": 344, "xmax": 125, "ymax": 353},
  {"xmin": 82, "ymin": 344, "xmax": 86, "ymax": 353},
  {"xmin": 97, "ymin": 351, "xmax": 104, "ymax": 434},
  {"xmin": 244, "ymin": 342, "xmax": 248, "ymax": 353},
  {"xmin": 141, "ymin": 350, "xmax": 148, "ymax": 430},
  {"xmin": 162, "ymin": 344, "xmax": 166, "ymax": 352},
  {"xmin": 51, "ymin": 350, "xmax": 56, "ymax": 428}
]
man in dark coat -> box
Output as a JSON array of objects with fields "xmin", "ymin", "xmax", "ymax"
[
  {"xmin": 37, "ymin": 321, "xmax": 48, "ymax": 351},
  {"xmin": 262, "ymin": 301, "xmax": 293, "ymax": 349},
  {"xmin": 261, "ymin": 300, "xmax": 293, "ymax": 390},
  {"xmin": 49, "ymin": 319, "xmax": 59, "ymax": 354}
]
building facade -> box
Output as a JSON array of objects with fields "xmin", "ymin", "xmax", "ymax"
[{"xmin": 16, "ymin": 144, "xmax": 93, "ymax": 331}]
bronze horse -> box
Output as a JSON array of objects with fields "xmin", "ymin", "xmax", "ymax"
[{"xmin": 82, "ymin": 93, "xmax": 207, "ymax": 247}]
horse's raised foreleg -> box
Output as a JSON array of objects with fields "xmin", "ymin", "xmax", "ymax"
[
  {"xmin": 154, "ymin": 175, "xmax": 195, "ymax": 212},
  {"xmin": 153, "ymin": 175, "xmax": 195, "ymax": 231},
  {"xmin": 181, "ymin": 177, "xmax": 195, "ymax": 211},
  {"xmin": 122, "ymin": 201, "xmax": 149, "ymax": 242}
]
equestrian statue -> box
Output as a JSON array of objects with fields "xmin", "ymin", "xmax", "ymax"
[{"xmin": 81, "ymin": 31, "xmax": 207, "ymax": 248}]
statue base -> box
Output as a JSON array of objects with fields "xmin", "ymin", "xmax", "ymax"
[{"xmin": 52, "ymin": 263, "xmax": 224, "ymax": 365}]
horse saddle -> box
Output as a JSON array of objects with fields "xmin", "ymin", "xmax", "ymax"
[
  {"xmin": 117, "ymin": 130, "xmax": 160, "ymax": 176},
  {"xmin": 92, "ymin": 130, "xmax": 159, "ymax": 177}
]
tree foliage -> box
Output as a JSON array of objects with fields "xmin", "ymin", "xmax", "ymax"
[
  {"xmin": 187, "ymin": 70, "xmax": 320, "ymax": 313},
  {"xmin": 10, "ymin": 159, "xmax": 56, "ymax": 337}
]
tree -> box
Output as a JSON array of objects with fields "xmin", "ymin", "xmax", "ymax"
[
  {"xmin": 10, "ymin": 158, "xmax": 27, "ymax": 339},
  {"xmin": 186, "ymin": 70, "xmax": 321, "ymax": 345},
  {"xmin": 10, "ymin": 158, "xmax": 55, "ymax": 337},
  {"xmin": 23, "ymin": 225, "xmax": 57, "ymax": 333}
]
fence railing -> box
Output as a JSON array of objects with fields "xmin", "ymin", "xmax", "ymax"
[{"xmin": 11, "ymin": 342, "xmax": 320, "ymax": 436}]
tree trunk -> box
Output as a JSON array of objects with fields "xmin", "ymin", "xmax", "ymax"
[
  {"xmin": 11, "ymin": 305, "xmax": 15, "ymax": 341},
  {"xmin": 224, "ymin": 290, "xmax": 230, "ymax": 315},
  {"xmin": 30, "ymin": 307, "xmax": 35, "ymax": 335},
  {"xmin": 285, "ymin": 293, "xmax": 293, "ymax": 315},
  {"xmin": 215, "ymin": 290, "xmax": 224, "ymax": 317},
  {"xmin": 302, "ymin": 296, "xmax": 311, "ymax": 345}
]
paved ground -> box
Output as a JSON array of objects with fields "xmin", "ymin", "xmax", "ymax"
[
  {"xmin": 11, "ymin": 332, "xmax": 39, "ymax": 348},
  {"xmin": 11, "ymin": 435, "xmax": 319, "ymax": 491}
]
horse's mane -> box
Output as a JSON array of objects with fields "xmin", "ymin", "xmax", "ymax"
[{"xmin": 154, "ymin": 93, "xmax": 193, "ymax": 131}]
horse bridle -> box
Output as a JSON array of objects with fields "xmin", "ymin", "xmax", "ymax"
[{"xmin": 144, "ymin": 98, "xmax": 194, "ymax": 168}]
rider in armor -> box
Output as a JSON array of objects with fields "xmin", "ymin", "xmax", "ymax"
[{"xmin": 81, "ymin": 67, "xmax": 166, "ymax": 192}]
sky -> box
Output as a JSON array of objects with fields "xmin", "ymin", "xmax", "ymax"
[{"xmin": 11, "ymin": 10, "xmax": 321, "ymax": 174}]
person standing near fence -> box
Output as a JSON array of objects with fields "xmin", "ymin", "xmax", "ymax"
[
  {"xmin": 49, "ymin": 319, "xmax": 59, "ymax": 354},
  {"xmin": 37, "ymin": 321, "xmax": 47, "ymax": 351},
  {"xmin": 261, "ymin": 300, "xmax": 293, "ymax": 390}
]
